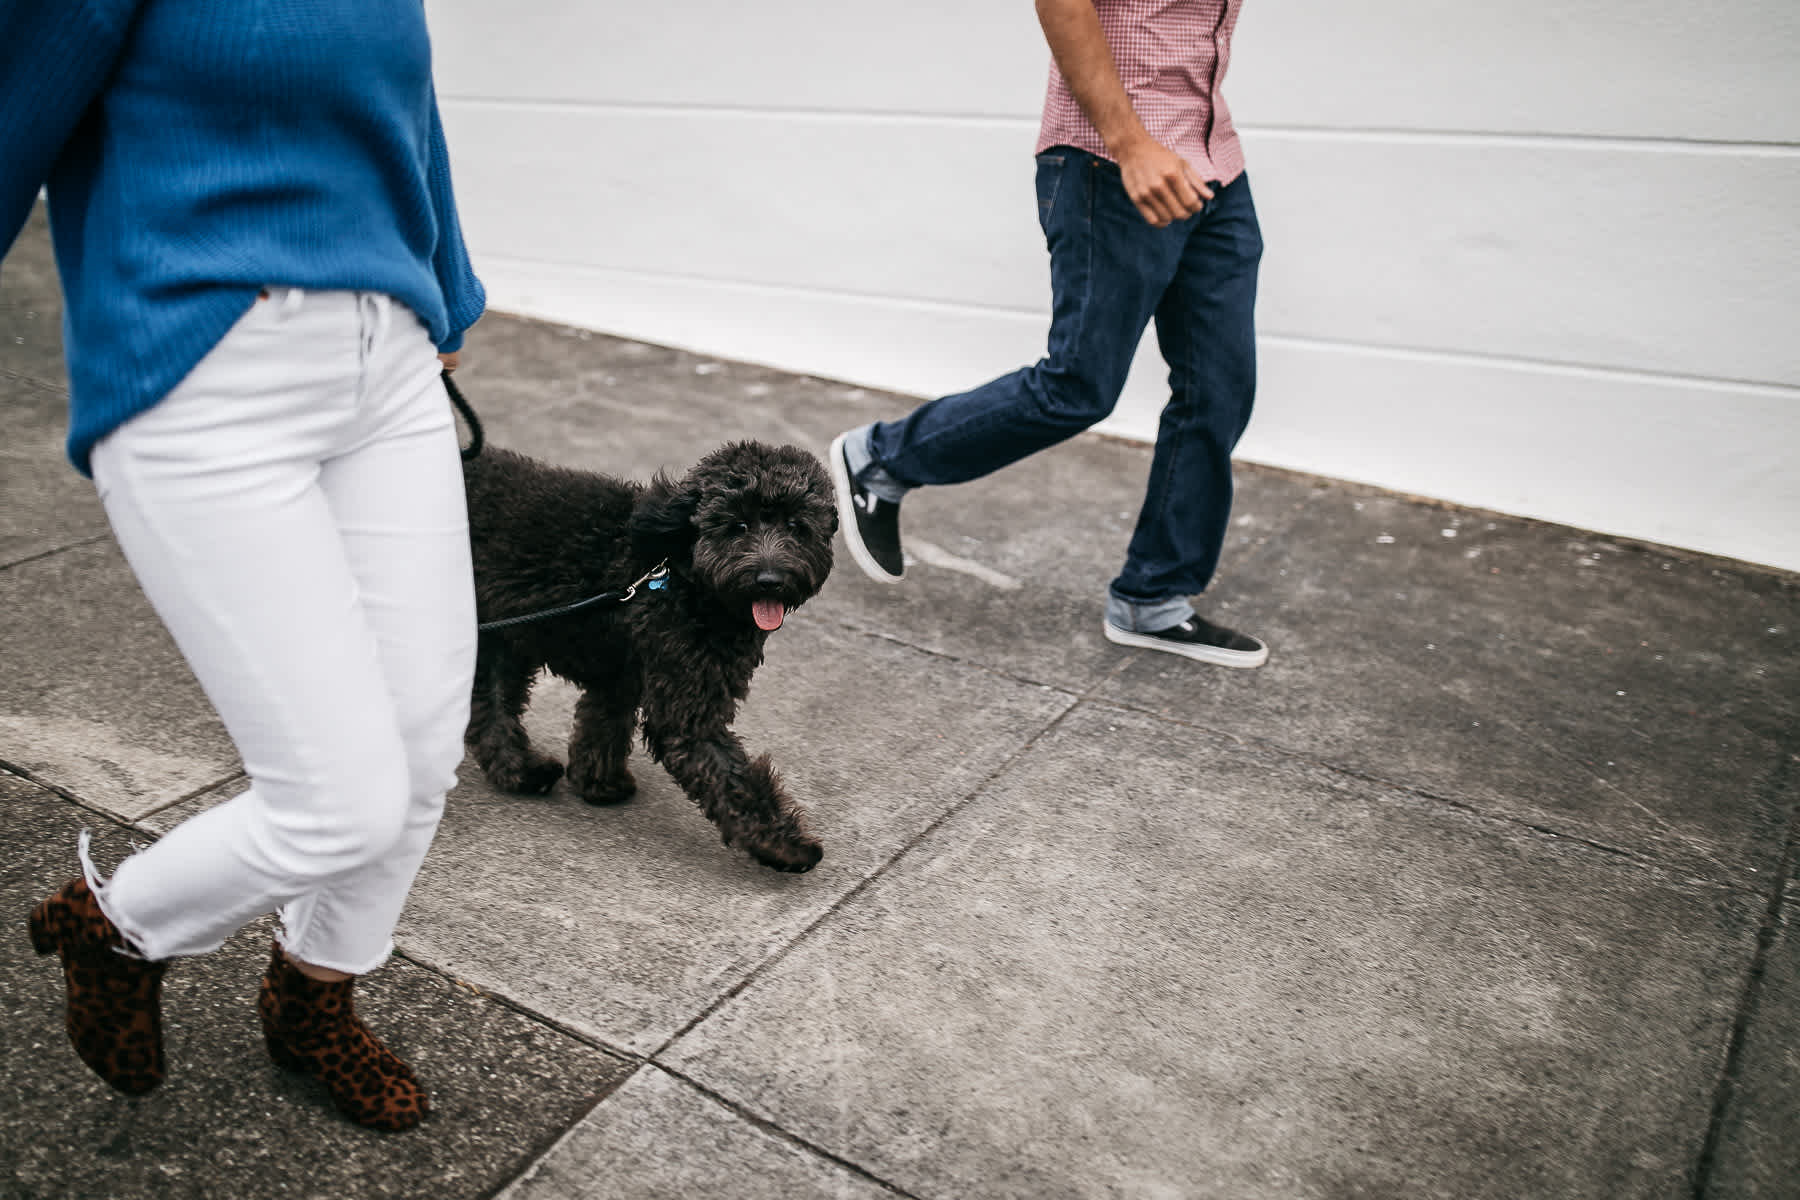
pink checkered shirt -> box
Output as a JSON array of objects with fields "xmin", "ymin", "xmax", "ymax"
[{"xmin": 1036, "ymin": 0, "xmax": 1246, "ymax": 184}]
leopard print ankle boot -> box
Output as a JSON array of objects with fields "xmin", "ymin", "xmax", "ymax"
[
  {"xmin": 257, "ymin": 942, "xmax": 429, "ymax": 1131},
  {"xmin": 28, "ymin": 877, "xmax": 169, "ymax": 1095}
]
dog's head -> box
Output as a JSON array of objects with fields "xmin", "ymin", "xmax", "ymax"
[{"xmin": 629, "ymin": 441, "xmax": 836, "ymax": 632}]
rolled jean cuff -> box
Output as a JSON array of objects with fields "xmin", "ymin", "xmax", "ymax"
[
  {"xmin": 843, "ymin": 423, "xmax": 909, "ymax": 504},
  {"xmin": 1105, "ymin": 591, "xmax": 1195, "ymax": 633},
  {"xmin": 275, "ymin": 925, "xmax": 394, "ymax": 978}
]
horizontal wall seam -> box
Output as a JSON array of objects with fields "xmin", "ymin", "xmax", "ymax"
[
  {"xmin": 1258, "ymin": 334, "xmax": 1799, "ymax": 395},
  {"xmin": 1245, "ymin": 126, "xmax": 1800, "ymax": 157},
  {"xmin": 439, "ymin": 96, "xmax": 1800, "ymax": 154},
  {"xmin": 483, "ymin": 250, "xmax": 1043, "ymax": 318},
  {"xmin": 477, "ymin": 251, "xmax": 1800, "ymax": 396},
  {"xmin": 442, "ymin": 95, "xmax": 1036, "ymax": 131}
]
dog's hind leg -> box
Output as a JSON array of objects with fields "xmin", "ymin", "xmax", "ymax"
[
  {"xmin": 465, "ymin": 637, "xmax": 566, "ymax": 794},
  {"xmin": 566, "ymin": 682, "xmax": 642, "ymax": 806}
]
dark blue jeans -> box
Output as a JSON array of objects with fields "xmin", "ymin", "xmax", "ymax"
[{"xmin": 865, "ymin": 147, "xmax": 1262, "ymax": 612}]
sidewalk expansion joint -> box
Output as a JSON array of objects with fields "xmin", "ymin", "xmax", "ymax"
[
  {"xmin": 383, "ymin": 951, "xmax": 654, "ymax": 1200},
  {"xmin": 1081, "ymin": 694, "xmax": 1758, "ymax": 893},
  {"xmin": 390, "ymin": 946, "xmax": 645, "ymax": 1066},
  {"xmin": 475, "ymin": 1076, "xmax": 646, "ymax": 1200},
  {"xmin": 403, "ymin": 958, "xmax": 926, "ymax": 1199},
  {"xmin": 0, "ymin": 365, "xmax": 69, "ymax": 394},
  {"xmin": 822, "ymin": 614, "xmax": 1742, "ymax": 887},
  {"xmin": 473, "ymin": 1076, "xmax": 649, "ymax": 1200},
  {"xmin": 1689, "ymin": 751, "xmax": 1799, "ymax": 1199},
  {"xmin": 651, "ymin": 1062, "xmax": 926, "ymax": 1198},
  {"xmin": 127, "ymin": 771, "xmax": 248, "ymax": 825},
  {"xmin": 648, "ymin": 695, "xmax": 1083, "ymax": 1060},
  {"xmin": 0, "ymin": 759, "xmax": 139, "ymax": 828},
  {"xmin": 0, "ymin": 531, "xmax": 112, "ymax": 573},
  {"xmin": 827, "ymin": 617, "xmax": 1077, "ymax": 695}
]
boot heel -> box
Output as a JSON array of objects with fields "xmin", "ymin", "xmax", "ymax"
[
  {"xmin": 27, "ymin": 877, "xmax": 168, "ymax": 1094},
  {"xmin": 28, "ymin": 901, "xmax": 59, "ymax": 956},
  {"xmin": 263, "ymin": 1029, "xmax": 307, "ymax": 1072}
]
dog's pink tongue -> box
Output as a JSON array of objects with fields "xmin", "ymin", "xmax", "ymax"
[{"xmin": 752, "ymin": 599, "xmax": 786, "ymax": 631}]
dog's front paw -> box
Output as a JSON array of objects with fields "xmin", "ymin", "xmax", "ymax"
[
  {"xmin": 739, "ymin": 831, "xmax": 824, "ymax": 874},
  {"xmin": 570, "ymin": 765, "xmax": 636, "ymax": 807},
  {"xmin": 484, "ymin": 750, "xmax": 566, "ymax": 795}
]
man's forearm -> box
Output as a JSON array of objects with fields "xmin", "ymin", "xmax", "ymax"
[
  {"xmin": 1036, "ymin": 0, "xmax": 1209, "ymax": 226},
  {"xmin": 1034, "ymin": 0, "xmax": 1148, "ymax": 157}
]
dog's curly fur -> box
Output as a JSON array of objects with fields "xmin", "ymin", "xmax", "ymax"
[{"xmin": 461, "ymin": 441, "xmax": 836, "ymax": 872}]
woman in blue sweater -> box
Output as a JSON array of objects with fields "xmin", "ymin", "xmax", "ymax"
[{"xmin": 6, "ymin": 0, "xmax": 486, "ymax": 1131}]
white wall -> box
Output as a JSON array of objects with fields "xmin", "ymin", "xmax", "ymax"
[{"xmin": 430, "ymin": 1, "xmax": 1800, "ymax": 572}]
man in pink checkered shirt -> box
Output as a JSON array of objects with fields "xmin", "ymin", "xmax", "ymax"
[{"xmin": 832, "ymin": 0, "xmax": 1267, "ymax": 668}]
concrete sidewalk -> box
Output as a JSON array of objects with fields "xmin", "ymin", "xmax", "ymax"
[{"xmin": 3, "ymin": 205, "xmax": 1798, "ymax": 1200}]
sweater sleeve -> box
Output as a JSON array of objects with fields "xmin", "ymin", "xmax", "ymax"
[
  {"xmin": 424, "ymin": 87, "xmax": 486, "ymax": 354},
  {"xmin": 0, "ymin": 0, "xmax": 139, "ymax": 261}
]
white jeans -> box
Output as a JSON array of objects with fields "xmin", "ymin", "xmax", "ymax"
[{"xmin": 85, "ymin": 289, "xmax": 476, "ymax": 974}]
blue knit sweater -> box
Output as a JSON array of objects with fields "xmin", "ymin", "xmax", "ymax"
[{"xmin": 0, "ymin": 0, "xmax": 486, "ymax": 474}]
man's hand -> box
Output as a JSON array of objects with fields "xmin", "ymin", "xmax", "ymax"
[
  {"xmin": 438, "ymin": 351, "xmax": 459, "ymax": 373},
  {"xmin": 1115, "ymin": 134, "xmax": 1213, "ymax": 228}
]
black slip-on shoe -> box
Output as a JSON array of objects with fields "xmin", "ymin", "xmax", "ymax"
[
  {"xmin": 1103, "ymin": 614, "xmax": 1269, "ymax": 668},
  {"xmin": 829, "ymin": 432, "xmax": 905, "ymax": 583}
]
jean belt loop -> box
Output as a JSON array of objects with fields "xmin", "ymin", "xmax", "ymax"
[
  {"xmin": 372, "ymin": 293, "xmax": 393, "ymax": 347},
  {"xmin": 356, "ymin": 292, "xmax": 391, "ymax": 351}
]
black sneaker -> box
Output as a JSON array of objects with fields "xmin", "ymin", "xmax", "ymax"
[
  {"xmin": 829, "ymin": 432, "xmax": 904, "ymax": 583},
  {"xmin": 1103, "ymin": 614, "xmax": 1269, "ymax": 668}
]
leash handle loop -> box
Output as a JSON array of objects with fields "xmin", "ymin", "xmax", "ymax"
[{"xmin": 443, "ymin": 370, "xmax": 484, "ymax": 460}]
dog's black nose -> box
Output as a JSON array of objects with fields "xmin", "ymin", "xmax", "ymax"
[{"xmin": 755, "ymin": 570, "xmax": 787, "ymax": 592}]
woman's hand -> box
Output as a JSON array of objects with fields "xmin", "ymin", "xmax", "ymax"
[{"xmin": 438, "ymin": 351, "xmax": 460, "ymax": 373}]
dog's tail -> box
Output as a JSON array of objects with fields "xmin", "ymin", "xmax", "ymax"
[{"xmin": 443, "ymin": 370, "xmax": 484, "ymax": 460}]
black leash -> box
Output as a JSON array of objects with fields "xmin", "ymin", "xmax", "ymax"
[
  {"xmin": 450, "ymin": 370, "xmax": 669, "ymax": 633},
  {"xmin": 476, "ymin": 562, "xmax": 670, "ymax": 632},
  {"xmin": 442, "ymin": 369, "xmax": 484, "ymax": 460}
]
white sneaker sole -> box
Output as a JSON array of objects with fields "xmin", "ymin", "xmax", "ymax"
[
  {"xmin": 829, "ymin": 433, "xmax": 903, "ymax": 584},
  {"xmin": 1102, "ymin": 620, "xmax": 1269, "ymax": 668}
]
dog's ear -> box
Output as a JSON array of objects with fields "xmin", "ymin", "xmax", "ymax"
[{"xmin": 629, "ymin": 472, "xmax": 700, "ymax": 563}]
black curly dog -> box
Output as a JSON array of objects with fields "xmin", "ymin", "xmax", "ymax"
[{"xmin": 461, "ymin": 441, "xmax": 836, "ymax": 872}]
